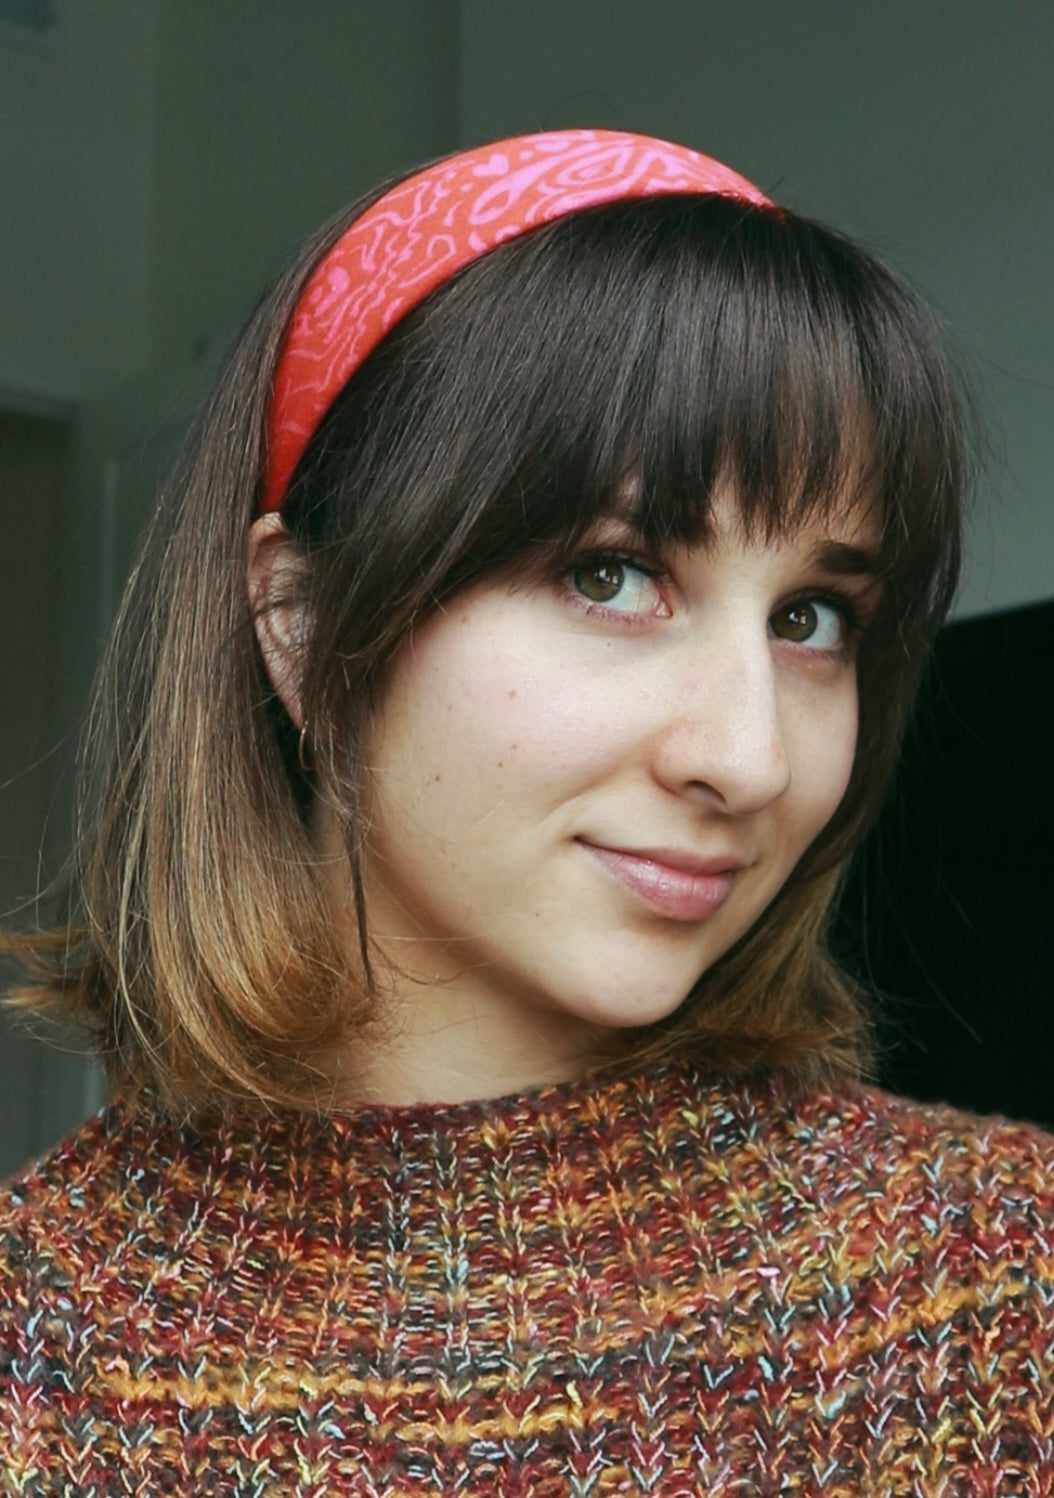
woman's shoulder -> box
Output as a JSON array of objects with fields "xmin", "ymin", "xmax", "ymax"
[
  {"xmin": 0, "ymin": 1096, "xmax": 179, "ymax": 1285},
  {"xmin": 765, "ymin": 1072, "xmax": 1054, "ymax": 1249},
  {"xmin": 791, "ymin": 1074, "xmax": 1054, "ymax": 1174}
]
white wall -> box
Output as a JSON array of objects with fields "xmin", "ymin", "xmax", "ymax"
[{"xmin": 459, "ymin": 0, "xmax": 1054, "ymax": 617}]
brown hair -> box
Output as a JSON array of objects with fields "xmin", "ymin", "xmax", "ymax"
[{"xmin": 4, "ymin": 187, "xmax": 971, "ymax": 1114}]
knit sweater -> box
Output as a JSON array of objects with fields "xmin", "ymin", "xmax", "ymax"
[{"xmin": 2, "ymin": 1060, "xmax": 1052, "ymax": 1496}]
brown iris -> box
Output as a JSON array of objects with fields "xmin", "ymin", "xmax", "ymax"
[
  {"xmin": 573, "ymin": 560, "xmax": 626, "ymax": 603},
  {"xmin": 772, "ymin": 602, "xmax": 820, "ymax": 642}
]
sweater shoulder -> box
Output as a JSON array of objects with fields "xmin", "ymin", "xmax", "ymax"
[
  {"xmin": 0, "ymin": 1099, "xmax": 178, "ymax": 1286},
  {"xmin": 780, "ymin": 1078, "xmax": 1054, "ymax": 1239},
  {"xmin": 796, "ymin": 1078, "xmax": 1054, "ymax": 1165}
]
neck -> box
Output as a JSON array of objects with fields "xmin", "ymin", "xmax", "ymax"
[
  {"xmin": 312, "ymin": 810, "xmax": 615, "ymax": 1106},
  {"xmin": 326, "ymin": 969, "xmax": 610, "ymax": 1106}
]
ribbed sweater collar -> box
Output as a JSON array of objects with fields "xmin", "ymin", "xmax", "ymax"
[{"xmin": 52, "ymin": 1058, "xmax": 804, "ymax": 1302}]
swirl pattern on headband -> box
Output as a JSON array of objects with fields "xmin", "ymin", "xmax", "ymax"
[{"xmin": 262, "ymin": 129, "xmax": 771, "ymax": 513}]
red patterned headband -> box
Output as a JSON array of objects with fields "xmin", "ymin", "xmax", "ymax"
[{"xmin": 261, "ymin": 129, "xmax": 771, "ymax": 513}]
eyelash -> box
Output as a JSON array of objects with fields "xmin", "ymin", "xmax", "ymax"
[{"xmin": 562, "ymin": 549, "xmax": 870, "ymax": 655}]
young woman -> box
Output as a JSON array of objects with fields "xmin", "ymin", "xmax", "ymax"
[{"xmin": 2, "ymin": 129, "xmax": 1051, "ymax": 1493}]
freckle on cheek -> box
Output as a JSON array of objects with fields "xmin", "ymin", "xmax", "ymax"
[{"xmin": 507, "ymin": 689, "xmax": 517, "ymax": 699}]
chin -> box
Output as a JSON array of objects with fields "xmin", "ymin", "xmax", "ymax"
[{"xmin": 553, "ymin": 962, "xmax": 704, "ymax": 1034}]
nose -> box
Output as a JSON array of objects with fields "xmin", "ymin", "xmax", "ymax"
[{"xmin": 650, "ymin": 628, "xmax": 792, "ymax": 815}]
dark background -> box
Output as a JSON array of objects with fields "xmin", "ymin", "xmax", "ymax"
[{"xmin": 836, "ymin": 599, "xmax": 1053, "ymax": 1130}]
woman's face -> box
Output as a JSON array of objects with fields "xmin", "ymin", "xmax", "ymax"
[{"xmin": 346, "ymin": 488, "xmax": 882, "ymax": 1099}]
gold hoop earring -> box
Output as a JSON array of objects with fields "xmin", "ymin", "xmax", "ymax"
[{"xmin": 297, "ymin": 722, "xmax": 315, "ymax": 774}]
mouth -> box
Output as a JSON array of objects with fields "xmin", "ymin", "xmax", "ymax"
[{"xmin": 576, "ymin": 840, "xmax": 742, "ymax": 923}]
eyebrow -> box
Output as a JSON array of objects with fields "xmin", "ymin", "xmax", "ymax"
[
  {"xmin": 808, "ymin": 541, "xmax": 884, "ymax": 578},
  {"xmin": 588, "ymin": 501, "xmax": 886, "ymax": 580}
]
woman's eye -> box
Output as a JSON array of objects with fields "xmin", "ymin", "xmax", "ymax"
[
  {"xmin": 769, "ymin": 598, "xmax": 847, "ymax": 650},
  {"xmin": 571, "ymin": 558, "xmax": 661, "ymax": 615}
]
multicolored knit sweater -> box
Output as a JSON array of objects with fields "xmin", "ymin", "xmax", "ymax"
[{"xmin": 2, "ymin": 1059, "xmax": 1052, "ymax": 1494}]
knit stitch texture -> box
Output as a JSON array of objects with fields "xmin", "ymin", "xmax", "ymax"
[{"xmin": 2, "ymin": 1060, "xmax": 1052, "ymax": 1495}]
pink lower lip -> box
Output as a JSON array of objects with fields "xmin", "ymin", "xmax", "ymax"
[{"xmin": 580, "ymin": 843, "xmax": 736, "ymax": 922}]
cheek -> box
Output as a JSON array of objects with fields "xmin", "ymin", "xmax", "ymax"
[
  {"xmin": 377, "ymin": 624, "xmax": 620, "ymax": 801},
  {"xmin": 799, "ymin": 691, "xmax": 859, "ymax": 832}
]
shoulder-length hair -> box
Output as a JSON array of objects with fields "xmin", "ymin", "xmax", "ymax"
[{"xmin": 5, "ymin": 186, "xmax": 971, "ymax": 1114}]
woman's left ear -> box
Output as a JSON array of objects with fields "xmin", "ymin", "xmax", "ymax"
[{"xmin": 246, "ymin": 514, "xmax": 312, "ymax": 729}]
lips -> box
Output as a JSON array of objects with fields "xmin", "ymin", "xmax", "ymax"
[{"xmin": 577, "ymin": 840, "xmax": 742, "ymax": 922}]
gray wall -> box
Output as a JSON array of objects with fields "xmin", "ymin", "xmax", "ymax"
[
  {"xmin": 1, "ymin": 1, "xmax": 1051, "ymax": 1171},
  {"xmin": 0, "ymin": 1, "xmax": 156, "ymax": 403},
  {"xmin": 1, "ymin": 0, "xmax": 462, "ymax": 1175}
]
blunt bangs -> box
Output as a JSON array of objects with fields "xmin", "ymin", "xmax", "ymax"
[{"xmin": 288, "ymin": 194, "xmax": 963, "ymax": 665}]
